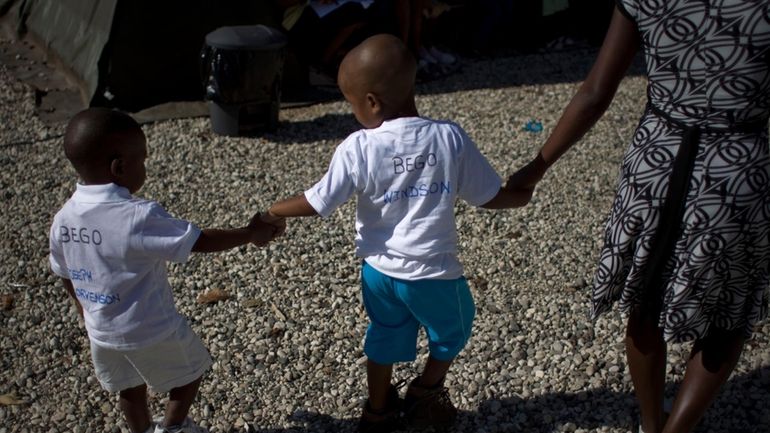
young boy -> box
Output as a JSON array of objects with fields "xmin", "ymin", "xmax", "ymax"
[
  {"xmin": 48, "ymin": 108, "xmax": 283, "ymax": 433},
  {"xmin": 264, "ymin": 34, "xmax": 531, "ymax": 432}
]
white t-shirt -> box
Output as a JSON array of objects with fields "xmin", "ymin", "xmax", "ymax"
[
  {"xmin": 49, "ymin": 183, "xmax": 201, "ymax": 350},
  {"xmin": 305, "ymin": 117, "xmax": 501, "ymax": 280}
]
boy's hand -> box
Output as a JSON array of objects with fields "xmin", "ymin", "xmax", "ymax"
[
  {"xmin": 247, "ymin": 212, "xmax": 284, "ymax": 246},
  {"xmin": 506, "ymin": 153, "xmax": 550, "ymax": 191},
  {"xmin": 260, "ymin": 211, "xmax": 287, "ymax": 238}
]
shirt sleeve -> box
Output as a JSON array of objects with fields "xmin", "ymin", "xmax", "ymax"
[
  {"xmin": 455, "ymin": 127, "xmax": 502, "ymax": 207},
  {"xmin": 49, "ymin": 220, "xmax": 69, "ymax": 278},
  {"xmin": 304, "ymin": 141, "xmax": 359, "ymax": 218},
  {"xmin": 137, "ymin": 203, "xmax": 201, "ymax": 263}
]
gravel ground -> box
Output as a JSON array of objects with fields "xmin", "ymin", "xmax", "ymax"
[{"xmin": 1, "ymin": 41, "xmax": 769, "ymax": 433}]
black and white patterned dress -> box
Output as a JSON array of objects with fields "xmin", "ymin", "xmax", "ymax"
[{"xmin": 592, "ymin": 0, "xmax": 770, "ymax": 342}]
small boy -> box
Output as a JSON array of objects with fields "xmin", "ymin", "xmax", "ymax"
[
  {"xmin": 48, "ymin": 108, "xmax": 283, "ymax": 433},
  {"xmin": 264, "ymin": 34, "xmax": 531, "ymax": 432}
]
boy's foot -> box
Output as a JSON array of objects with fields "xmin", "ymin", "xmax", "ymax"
[
  {"xmin": 154, "ymin": 417, "xmax": 209, "ymax": 433},
  {"xmin": 403, "ymin": 377, "xmax": 457, "ymax": 430},
  {"xmin": 358, "ymin": 385, "xmax": 403, "ymax": 433}
]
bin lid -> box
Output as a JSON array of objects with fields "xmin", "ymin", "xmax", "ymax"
[{"xmin": 205, "ymin": 25, "xmax": 287, "ymax": 50}]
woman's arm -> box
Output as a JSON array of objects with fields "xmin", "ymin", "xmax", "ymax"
[{"xmin": 508, "ymin": 6, "xmax": 641, "ymax": 189}]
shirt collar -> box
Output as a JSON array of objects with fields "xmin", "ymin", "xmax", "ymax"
[
  {"xmin": 377, "ymin": 116, "xmax": 424, "ymax": 130},
  {"xmin": 72, "ymin": 183, "xmax": 133, "ymax": 203}
]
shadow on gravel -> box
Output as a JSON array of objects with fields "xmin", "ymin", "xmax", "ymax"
[
  {"xmin": 270, "ymin": 49, "xmax": 646, "ymax": 145},
  {"xmin": 470, "ymin": 366, "xmax": 769, "ymax": 433},
  {"xmin": 415, "ymin": 48, "xmax": 644, "ymax": 97},
  {"xmin": 244, "ymin": 411, "xmax": 357, "ymax": 433},
  {"xmin": 265, "ymin": 113, "xmax": 360, "ymax": 145},
  {"xmin": 472, "ymin": 387, "xmax": 636, "ymax": 433},
  {"xmin": 241, "ymin": 367, "xmax": 767, "ymax": 432}
]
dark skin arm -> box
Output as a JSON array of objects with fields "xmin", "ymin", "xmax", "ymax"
[
  {"xmin": 62, "ymin": 278, "xmax": 84, "ymax": 318},
  {"xmin": 507, "ymin": 6, "xmax": 640, "ymax": 190},
  {"xmin": 268, "ymin": 194, "xmax": 319, "ymax": 218},
  {"xmin": 191, "ymin": 212, "xmax": 279, "ymax": 253}
]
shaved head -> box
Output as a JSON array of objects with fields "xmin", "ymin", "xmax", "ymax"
[
  {"xmin": 338, "ymin": 34, "xmax": 417, "ymax": 116},
  {"xmin": 63, "ymin": 108, "xmax": 143, "ymax": 178}
]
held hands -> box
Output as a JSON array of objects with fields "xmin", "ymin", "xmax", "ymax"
[
  {"xmin": 247, "ymin": 211, "xmax": 286, "ymax": 246},
  {"xmin": 479, "ymin": 152, "xmax": 550, "ymax": 209},
  {"xmin": 260, "ymin": 211, "xmax": 287, "ymax": 237},
  {"xmin": 506, "ymin": 152, "xmax": 550, "ymax": 192}
]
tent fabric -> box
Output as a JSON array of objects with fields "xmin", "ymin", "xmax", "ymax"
[
  {"xmin": 0, "ymin": 0, "xmax": 115, "ymax": 102},
  {"xmin": 2, "ymin": 0, "xmax": 282, "ymax": 112},
  {"xmin": 26, "ymin": 0, "xmax": 116, "ymax": 102}
]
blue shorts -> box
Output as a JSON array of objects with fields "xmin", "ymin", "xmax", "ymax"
[{"xmin": 361, "ymin": 261, "xmax": 476, "ymax": 364}]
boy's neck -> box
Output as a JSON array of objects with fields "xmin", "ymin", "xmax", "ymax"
[
  {"xmin": 77, "ymin": 176, "xmax": 129, "ymax": 192},
  {"xmin": 77, "ymin": 174, "xmax": 115, "ymax": 186},
  {"xmin": 381, "ymin": 103, "xmax": 419, "ymax": 123}
]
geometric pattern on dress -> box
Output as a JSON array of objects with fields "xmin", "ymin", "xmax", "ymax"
[
  {"xmin": 624, "ymin": 0, "xmax": 770, "ymax": 127},
  {"xmin": 592, "ymin": 0, "xmax": 770, "ymax": 342}
]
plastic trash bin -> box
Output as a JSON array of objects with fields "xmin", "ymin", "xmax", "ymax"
[{"xmin": 201, "ymin": 25, "xmax": 287, "ymax": 135}]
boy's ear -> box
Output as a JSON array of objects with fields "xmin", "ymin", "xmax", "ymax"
[
  {"xmin": 366, "ymin": 92, "xmax": 382, "ymax": 115},
  {"xmin": 110, "ymin": 157, "xmax": 123, "ymax": 178}
]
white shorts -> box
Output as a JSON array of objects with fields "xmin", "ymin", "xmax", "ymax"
[{"xmin": 90, "ymin": 320, "xmax": 212, "ymax": 393}]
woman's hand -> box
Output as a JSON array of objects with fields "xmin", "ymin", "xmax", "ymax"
[{"xmin": 506, "ymin": 153, "xmax": 550, "ymax": 191}]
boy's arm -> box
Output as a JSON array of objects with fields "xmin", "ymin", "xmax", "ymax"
[
  {"xmin": 61, "ymin": 278, "xmax": 83, "ymax": 318},
  {"xmin": 268, "ymin": 194, "xmax": 319, "ymax": 218},
  {"xmin": 192, "ymin": 213, "xmax": 277, "ymax": 253},
  {"xmin": 480, "ymin": 186, "xmax": 534, "ymax": 209}
]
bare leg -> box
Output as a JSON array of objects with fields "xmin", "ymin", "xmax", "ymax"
[
  {"xmin": 394, "ymin": 0, "xmax": 410, "ymax": 43},
  {"xmin": 162, "ymin": 376, "xmax": 202, "ymax": 427},
  {"xmin": 419, "ymin": 356, "xmax": 452, "ymax": 387},
  {"xmin": 367, "ymin": 359, "xmax": 394, "ymax": 411},
  {"xmin": 119, "ymin": 384, "xmax": 152, "ymax": 433},
  {"xmin": 662, "ymin": 328, "xmax": 745, "ymax": 433},
  {"xmin": 626, "ymin": 309, "xmax": 667, "ymax": 433}
]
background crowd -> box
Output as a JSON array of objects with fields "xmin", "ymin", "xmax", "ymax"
[{"xmin": 273, "ymin": 0, "xmax": 614, "ymax": 90}]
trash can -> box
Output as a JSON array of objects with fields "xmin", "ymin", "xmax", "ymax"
[{"xmin": 201, "ymin": 25, "xmax": 287, "ymax": 135}]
